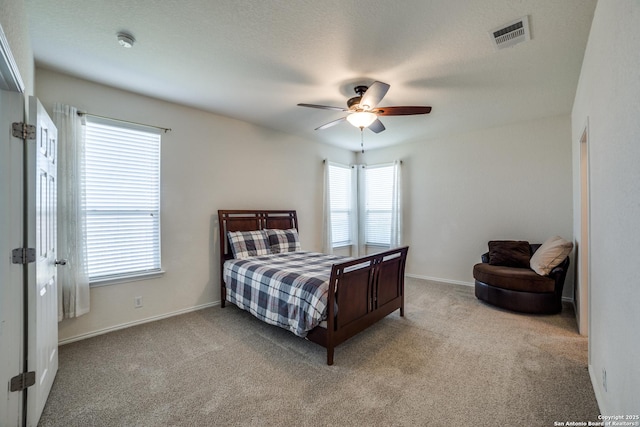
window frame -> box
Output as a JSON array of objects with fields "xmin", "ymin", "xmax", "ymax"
[
  {"xmin": 84, "ymin": 116, "xmax": 164, "ymax": 286},
  {"xmin": 327, "ymin": 162, "xmax": 355, "ymax": 248},
  {"xmin": 362, "ymin": 163, "xmax": 395, "ymax": 247}
]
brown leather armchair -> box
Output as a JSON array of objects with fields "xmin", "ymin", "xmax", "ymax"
[{"xmin": 473, "ymin": 244, "xmax": 570, "ymax": 314}]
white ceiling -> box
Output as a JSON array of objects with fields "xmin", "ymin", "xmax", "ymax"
[{"xmin": 26, "ymin": 0, "xmax": 597, "ymax": 152}]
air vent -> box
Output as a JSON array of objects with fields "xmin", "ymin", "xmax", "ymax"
[{"xmin": 490, "ymin": 16, "xmax": 530, "ymax": 50}]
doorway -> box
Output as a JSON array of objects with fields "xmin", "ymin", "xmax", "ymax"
[
  {"xmin": 1, "ymin": 23, "xmax": 28, "ymax": 426},
  {"xmin": 1, "ymin": 24, "xmax": 59, "ymax": 427},
  {"xmin": 0, "ymin": 83, "xmax": 26, "ymax": 427}
]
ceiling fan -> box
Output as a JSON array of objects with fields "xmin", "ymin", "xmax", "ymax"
[{"xmin": 297, "ymin": 81, "xmax": 432, "ymax": 134}]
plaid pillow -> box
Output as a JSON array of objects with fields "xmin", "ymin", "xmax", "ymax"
[
  {"xmin": 266, "ymin": 228, "xmax": 301, "ymax": 254},
  {"xmin": 227, "ymin": 230, "xmax": 271, "ymax": 259}
]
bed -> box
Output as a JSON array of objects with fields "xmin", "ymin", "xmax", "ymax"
[{"xmin": 218, "ymin": 209, "xmax": 409, "ymax": 365}]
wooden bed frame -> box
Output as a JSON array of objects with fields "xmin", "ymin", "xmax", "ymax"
[{"xmin": 218, "ymin": 209, "xmax": 408, "ymax": 365}]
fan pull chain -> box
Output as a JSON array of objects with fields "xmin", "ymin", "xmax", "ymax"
[{"xmin": 360, "ymin": 127, "xmax": 365, "ymax": 153}]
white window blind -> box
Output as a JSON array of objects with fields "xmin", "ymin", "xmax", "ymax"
[
  {"xmin": 364, "ymin": 164, "xmax": 394, "ymax": 246},
  {"xmin": 84, "ymin": 118, "xmax": 161, "ymax": 282},
  {"xmin": 328, "ymin": 163, "xmax": 353, "ymax": 247}
]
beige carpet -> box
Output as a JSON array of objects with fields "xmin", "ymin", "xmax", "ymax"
[{"xmin": 39, "ymin": 278, "xmax": 599, "ymax": 426}]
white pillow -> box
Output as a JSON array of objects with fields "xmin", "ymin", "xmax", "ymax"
[{"xmin": 530, "ymin": 236, "xmax": 573, "ymax": 276}]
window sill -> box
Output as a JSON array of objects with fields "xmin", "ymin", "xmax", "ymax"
[
  {"xmin": 332, "ymin": 243, "xmax": 353, "ymax": 249},
  {"xmin": 90, "ymin": 270, "xmax": 165, "ymax": 287}
]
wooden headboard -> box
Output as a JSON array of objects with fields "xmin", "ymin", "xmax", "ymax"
[
  {"xmin": 217, "ymin": 210, "xmax": 298, "ymax": 304},
  {"xmin": 218, "ymin": 209, "xmax": 298, "ymax": 261}
]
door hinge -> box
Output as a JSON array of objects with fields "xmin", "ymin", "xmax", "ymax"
[
  {"xmin": 11, "ymin": 247, "xmax": 36, "ymax": 264},
  {"xmin": 10, "ymin": 371, "xmax": 36, "ymax": 392},
  {"xmin": 11, "ymin": 122, "xmax": 36, "ymax": 140}
]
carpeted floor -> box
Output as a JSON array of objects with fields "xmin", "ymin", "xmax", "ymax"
[{"xmin": 39, "ymin": 278, "xmax": 599, "ymax": 426}]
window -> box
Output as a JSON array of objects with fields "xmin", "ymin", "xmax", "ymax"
[
  {"xmin": 84, "ymin": 118, "xmax": 162, "ymax": 283},
  {"xmin": 363, "ymin": 164, "xmax": 395, "ymax": 246},
  {"xmin": 325, "ymin": 161, "xmax": 400, "ymax": 251},
  {"xmin": 328, "ymin": 163, "xmax": 354, "ymax": 247}
]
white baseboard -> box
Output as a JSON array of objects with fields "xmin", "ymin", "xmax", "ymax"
[
  {"xmin": 58, "ymin": 301, "xmax": 220, "ymax": 346},
  {"xmin": 406, "ymin": 273, "xmax": 474, "ymax": 287}
]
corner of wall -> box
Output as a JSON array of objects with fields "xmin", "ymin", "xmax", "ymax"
[{"xmin": 0, "ymin": 0, "xmax": 35, "ymax": 96}]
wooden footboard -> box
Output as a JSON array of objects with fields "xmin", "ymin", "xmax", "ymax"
[{"xmin": 306, "ymin": 246, "xmax": 409, "ymax": 365}]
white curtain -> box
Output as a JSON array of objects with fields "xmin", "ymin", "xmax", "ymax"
[
  {"xmin": 356, "ymin": 165, "xmax": 367, "ymax": 256},
  {"xmin": 349, "ymin": 165, "xmax": 359, "ymax": 257},
  {"xmin": 322, "ymin": 160, "xmax": 333, "ymax": 254},
  {"xmin": 389, "ymin": 160, "xmax": 403, "ymax": 248},
  {"xmin": 53, "ymin": 103, "xmax": 90, "ymax": 320}
]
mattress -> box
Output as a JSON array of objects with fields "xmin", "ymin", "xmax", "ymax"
[{"xmin": 223, "ymin": 251, "xmax": 345, "ymax": 337}]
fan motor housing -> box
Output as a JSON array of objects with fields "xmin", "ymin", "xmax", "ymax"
[
  {"xmin": 347, "ymin": 85, "xmax": 370, "ymax": 110},
  {"xmin": 347, "ymin": 96, "xmax": 362, "ymax": 110}
]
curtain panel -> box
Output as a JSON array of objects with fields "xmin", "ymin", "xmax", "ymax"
[
  {"xmin": 322, "ymin": 160, "xmax": 333, "ymax": 254},
  {"xmin": 389, "ymin": 160, "xmax": 402, "ymax": 248},
  {"xmin": 53, "ymin": 103, "xmax": 90, "ymax": 320}
]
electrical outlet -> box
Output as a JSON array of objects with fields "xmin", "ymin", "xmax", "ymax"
[
  {"xmin": 602, "ymin": 368, "xmax": 607, "ymax": 392},
  {"xmin": 134, "ymin": 296, "xmax": 143, "ymax": 308}
]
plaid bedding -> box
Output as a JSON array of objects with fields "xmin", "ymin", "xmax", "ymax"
[
  {"xmin": 227, "ymin": 230, "xmax": 271, "ymax": 259},
  {"xmin": 266, "ymin": 228, "xmax": 301, "ymax": 253},
  {"xmin": 223, "ymin": 251, "xmax": 346, "ymax": 337}
]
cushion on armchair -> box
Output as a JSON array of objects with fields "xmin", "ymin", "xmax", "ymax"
[
  {"xmin": 473, "ymin": 263, "xmax": 556, "ymax": 293},
  {"xmin": 488, "ymin": 240, "xmax": 531, "ymax": 268},
  {"xmin": 529, "ymin": 236, "xmax": 573, "ymax": 276}
]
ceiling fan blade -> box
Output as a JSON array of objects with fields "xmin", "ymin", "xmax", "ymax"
[
  {"xmin": 359, "ymin": 81, "xmax": 390, "ymax": 110},
  {"xmin": 368, "ymin": 119, "xmax": 386, "ymax": 134},
  {"xmin": 298, "ymin": 103, "xmax": 348, "ymax": 112},
  {"xmin": 315, "ymin": 116, "xmax": 347, "ymax": 130},
  {"xmin": 372, "ymin": 106, "xmax": 432, "ymax": 116}
]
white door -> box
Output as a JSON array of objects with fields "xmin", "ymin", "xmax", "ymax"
[
  {"xmin": 0, "ymin": 89, "xmax": 26, "ymax": 426},
  {"xmin": 26, "ymin": 97, "xmax": 59, "ymax": 426}
]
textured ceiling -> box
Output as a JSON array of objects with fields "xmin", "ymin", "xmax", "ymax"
[{"xmin": 26, "ymin": 0, "xmax": 596, "ymax": 151}]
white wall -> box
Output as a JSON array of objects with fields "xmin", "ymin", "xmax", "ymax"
[
  {"xmin": 571, "ymin": 0, "xmax": 640, "ymax": 414},
  {"xmin": 35, "ymin": 68, "xmax": 354, "ymax": 343},
  {"xmin": 0, "ymin": 0, "xmax": 34, "ymax": 94},
  {"xmin": 360, "ymin": 115, "xmax": 574, "ymax": 293}
]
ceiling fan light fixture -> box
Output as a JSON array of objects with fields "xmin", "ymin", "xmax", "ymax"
[
  {"xmin": 346, "ymin": 111, "xmax": 377, "ymax": 128},
  {"xmin": 298, "ymin": 81, "xmax": 432, "ymax": 136}
]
